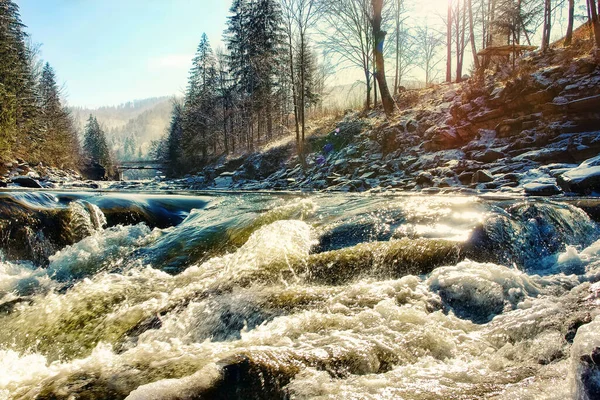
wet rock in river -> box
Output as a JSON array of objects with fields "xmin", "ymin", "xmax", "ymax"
[
  {"xmin": 305, "ymin": 238, "xmax": 464, "ymax": 285},
  {"xmin": 571, "ymin": 316, "xmax": 600, "ymax": 399},
  {"xmin": 11, "ymin": 175, "xmax": 42, "ymax": 188},
  {"xmin": 578, "ymin": 348, "xmax": 600, "ymax": 400},
  {"xmin": 200, "ymin": 351, "xmax": 302, "ymax": 400},
  {"xmin": 466, "ymin": 201, "xmax": 598, "ymax": 271},
  {"xmin": 523, "ymin": 182, "xmax": 562, "ymax": 196},
  {"xmin": 558, "ymin": 156, "xmax": 600, "ymax": 194}
]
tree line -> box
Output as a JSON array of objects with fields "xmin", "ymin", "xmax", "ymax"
[
  {"xmin": 444, "ymin": 0, "xmax": 600, "ymax": 83},
  {"xmin": 154, "ymin": 0, "xmax": 398, "ymax": 176},
  {"xmin": 0, "ymin": 0, "xmax": 114, "ymax": 172},
  {"xmin": 155, "ymin": 0, "xmax": 600, "ymax": 177},
  {"xmin": 0, "ymin": 0, "xmax": 80, "ymax": 168},
  {"xmin": 2, "ymin": 0, "xmax": 598, "ymax": 177}
]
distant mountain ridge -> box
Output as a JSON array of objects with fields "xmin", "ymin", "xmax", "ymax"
[
  {"xmin": 70, "ymin": 97, "xmax": 177, "ymax": 160},
  {"xmin": 70, "ymin": 97, "xmax": 173, "ymax": 131}
]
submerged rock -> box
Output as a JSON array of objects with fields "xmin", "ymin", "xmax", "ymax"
[
  {"xmin": 303, "ymin": 238, "xmax": 464, "ymax": 285},
  {"xmin": 466, "ymin": 201, "xmax": 598, "ymax": 271},
  {"xmin": 578, "ymin": 349, "xmax": 600, "ymax": 400},
  {"xmin": 200, "ymin": 351, "xmax": 303, "ymax": 399},
  {"xmin": 571, "ymin": 316, "xmax": 600, "ymax": 399}
]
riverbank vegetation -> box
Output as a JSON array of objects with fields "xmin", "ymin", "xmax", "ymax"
[
  {"xmin": 0, "ymin": 0, "xmax": 80, "ymax": 169},
  {"xmin": 153, "ymin": 0, "xmax": 600, "ymax": 178},
  {"xmin": 2, "ymin": 0, "xmax": 600, "ymax": 178}
]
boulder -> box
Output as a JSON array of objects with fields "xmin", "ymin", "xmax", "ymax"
[
  {"xmin": 214, "ymin": 172, "xmax": 234, "ymax": 188},
  {"xmin": 523, "ymin": 182, "xmax": 562, "ymax": 196},
  {"xmin": 514, "ymin": 147, "xmax": 572, "ymax": 163},
  {"xmin": 416, "ymin": 172, "xmax": 434, "ymax": 186},
  {"xmin": 466, "ymin": 202, "xmax": 597, "ymax": 271},
  {"xmin": 424, "ymin": 128, "xmax": 464, "ymax": 151},
  {"xmin": 495, "ymin": 118, "xmax": 523, "ymax": 138},
  {"xmin": 557, "ymin": 156, "xmax": 600, "ymax": 194},
  {"xmin": 81, "ymin": 162, "xmax": 107, "ymax": 181},
  {"xmin": 471, "ymin": 148, "xmax": 505, "ymax": 163},
  {"xmin": 458, "ymin": 172, "xmax": 474, "ymax": 185},
  {"xmin": 558, "ymin": 166, "xmax": 600, "ymax": 194},
  {"xmin": 577, "ymin": 348, "xmax": 600, "ymax": 399},
  {"xmin": 11, "ymin": 176, "xmax": 42, "ymax": 188},
  {"xmin": 472, "ymin": 170, "xmax": 494, "ymax": 184}
]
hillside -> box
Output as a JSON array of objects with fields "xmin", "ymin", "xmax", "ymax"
[
  {"xmin": 153, "ymin": 40, "xmax": 600, "ymax": 197},
  {"xmin": 71, "ymin": 97, "xmax": 174, "ymax": 160}
]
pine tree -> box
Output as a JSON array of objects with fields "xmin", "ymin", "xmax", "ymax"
[
  {"xmin": 226, "ymin": 0, "xmax": 283, "ymax": 150},
  {"xmin": 37, "ymin": 62, "xmax": 80, "ymax": 167},
  {"xmin": 226, "ymin": 0, "xmax": 254, "ymax": 151},
  {"xmin": 167, "ymin": 101, "xmax": 184, "ymax": 174},
  {"xmin": 0, "ymin": 0, "xmax": 38, "ymax": 158},
  {"xmin": 182, "ymin": 33, "xmax": 217, "ymax": 165},
  {"xmin": 247, "ymin": 0, "xmax": 284, "ymax": 143},
  {"xmin": 83, "ymin": 115, "xmax": 112, "ymax": 168}
]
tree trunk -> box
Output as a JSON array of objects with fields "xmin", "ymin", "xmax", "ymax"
[
  {"xmin": 371, "ymin": 0, "xmax": 396, "ymax": 117},
  {"xmin": 590, "ymin": 0, "xmax": 600, "ymax": 48},
  {"xmin": 541, "ymin": 0, "xmax": 551, "ymax": 52},
  {"xmin": 394, "ymin": 0, "xmax": 400, "ymax": 95},
  {"xmin": 257, "ymin": 112, "xmax": 261, "ymax": 147},
  {"xmin": 266, "ymin": 93, "xmax": 272, "ymax": 142},
  {"xmin": 482, "ymin": 0, "xmax": 487, "ymax": 49},
  {"xmin": 488, "ymin": 0, "xmax": 497, "ymax": 47},
  {"xmin": 565, "ymin": 0, "xmax": 574, "ymax": 46},
  {"xmin": 287, "ymin": 26, "xmax": 302, "ymax": 160},
  {"xmin": 468, "ymin": 0, "xmax": 480, "ymax": 69},
  {"xmin": 374, "ymin": 65, "xmax": 378, "ymax": 107},
  {"xmin": 456, "ymin": 0, "xmax": 466, "ymax": 83},
  {"xmin": 300, "ymin": 32, "xmax": 306, "ymax": 145},
  {"xmin": 223, "ymin": 101, "xmax": 229, "ymax": 154},
  {"xmin": 230, "ymin": 111, "xmax": 235, "ymax": 154},
  {"xmin": 446, "ymin": 0, "xmax": 452, "ymax": 82},
  {"xmin": 365, "ymin": 68, "xmax": 372, "ymax": 110}
]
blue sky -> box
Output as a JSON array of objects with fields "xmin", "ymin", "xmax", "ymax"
[{"xmin": 17, "ymin": 0, "xmax": 230, "ymax": 107}]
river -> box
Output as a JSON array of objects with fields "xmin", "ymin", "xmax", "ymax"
[{"xmin": 1, "ymin": 189, "xmax": 600, "ymax": 399}]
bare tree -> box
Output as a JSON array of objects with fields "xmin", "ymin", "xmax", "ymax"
[
  {"xmin": 392, "ymin": 0, "xmax": 410, "ymax": 94},
  {"xmin": 319, "ymin": 0, "xmax": 374, "ymax": 109},
  {"xmin": 371, "ymin": 0, "xmax": 396, "ymax": 116},
  {"xmin": 564, "ymin": 0, "xmax": 575, "ymax": 45},
  {"xmin": 446, "ymin": 0, "xmax": 453, "ymax": 82},
  {"xmin": 541, "ymin": 0, "xmax": 552, "ymax": 51},
  {"xmin": 414, "ymin": 23, "xmax": 445, "ymax": 86},
  {"xmin": 391, "ymin": 6, "xmax": 416, "ymax": 94},
  {"xmin": 454, "ymin": 0, "xmax": 469, "ymax": 82},
  {"xmin": 281, "ymin": 0, "xmax": 321, "ymax": 159},
  {"xmin": 589, "ymin": 0, "xmax": 600, "ymax": 47},
  {"xmin": 469, "ymin": 0, "xmax": 481, "ymax": 69}
]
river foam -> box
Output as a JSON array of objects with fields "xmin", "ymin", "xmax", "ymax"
[{"xmin": 0, "ymin": 193, "xmax": 599, "ymax": 398}]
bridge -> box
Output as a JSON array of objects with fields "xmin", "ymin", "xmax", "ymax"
[{"xmin": 115, "ymin": 160, "xmax": 169, "ymax": 180}]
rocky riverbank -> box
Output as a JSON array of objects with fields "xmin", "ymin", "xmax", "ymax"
[
  {"xmin": 10, "ymin": 44, "xmax": 597, "ymax": 197},
  {"xmin": 0, "ymin": 159, "xmax": 101, "ymax": 190},
  {"xmin": 154, "ymin": 44, "xmax": 600, "ymax": 197}
]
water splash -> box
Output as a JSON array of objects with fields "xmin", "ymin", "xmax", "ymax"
[{"xmin": 0, "ymin": 193, "xmax": 599, "ymax": 398}]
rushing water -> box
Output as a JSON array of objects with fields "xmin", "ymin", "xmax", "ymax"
[{"xmin": 1, "ymin": 190, "xmax": 600, "ymax": 399}]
